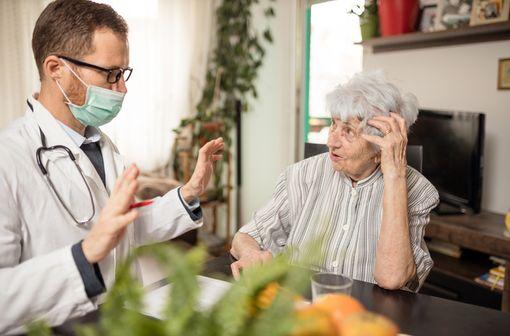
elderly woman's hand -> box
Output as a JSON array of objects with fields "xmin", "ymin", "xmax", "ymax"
[
  {"xmin": 361, "ymin": 112, "xmax": 408, "ymax": 179},
  {"xmin": 230, "ymin": 250, "xmax": 273, "ymax": 280}
]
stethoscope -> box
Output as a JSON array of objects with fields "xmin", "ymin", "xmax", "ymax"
[{"xmin": 28, "ymin": 100, "xmax": 96, "ymax": 226}]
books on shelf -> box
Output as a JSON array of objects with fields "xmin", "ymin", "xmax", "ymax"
[
  {"xmin": 489, "ymin": 265, "xmax": 505, "ymax": 278},
  {"xmin": 475, "ymin": 265, "xmax": 505, "ymax": 291},
  {"xmin": 427, "ymin": 239, "xmax": 462, "ymax": 258}
]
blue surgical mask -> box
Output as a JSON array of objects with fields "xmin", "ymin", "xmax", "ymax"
[{"xmin": 55, "ymin": 60, "xmax": 125, "ymax": 127}]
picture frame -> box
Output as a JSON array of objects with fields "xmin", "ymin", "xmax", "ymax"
[
  {"xmin": 435, "ymin": 0, "xmax": 473, "ymax": 30},
  {"xmin": 498, "ymin": 58, "xmax": 510, "ymax": 90},
  {"xmin": 420, "ymin": 5, "xmax": 439, "ymax": 32},
  {"xmin": 470, "ymin": 0, "xmax": 510, "ymax": 26}
]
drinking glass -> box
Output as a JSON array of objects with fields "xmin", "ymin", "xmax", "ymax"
[{"xmin": 311, "ymin": 272, "xmax": 353, "ymax": 302}]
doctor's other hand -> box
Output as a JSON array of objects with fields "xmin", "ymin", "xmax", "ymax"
[
  {"xmin": 82, "ymin": 164, "xmax": 140, "ymax": 264},
  {"xmin": 230, "ymin": 250, "xmax": 273, "ymax": 280},
  {"xmin": 181, "ymin": 137, "xmax": 224, "ymax": 202}
]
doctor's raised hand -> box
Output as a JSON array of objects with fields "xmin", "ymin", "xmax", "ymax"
[
  {"xmin": 82, "ymin": 164, "xmax": 140, "ymax": 263},
  {"xmin": 180, "ymin": 137, "xmax": 225, "ymax": 202}
]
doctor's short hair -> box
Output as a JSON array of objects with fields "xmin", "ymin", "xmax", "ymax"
[
  {"xmin": 326, "ymin": 70, "xmax": 419, "ymax": 136},
  {"xmin": 32, "ymin": 0, "xmax": 128, "ymax": 80}
]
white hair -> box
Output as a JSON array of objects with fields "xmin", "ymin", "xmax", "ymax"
[{"xmin": 326, "ymin": 70, "xmax": 419, "ymax": 136}]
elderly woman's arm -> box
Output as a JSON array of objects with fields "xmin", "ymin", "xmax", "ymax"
[
  {"xmin": 230, "ymin": 171, "xmax": 292, "ymax": 279},
  {"xmin": 363, "ymin": 113, "xmax": 417, "ymax": 289},
  {"xmin": 375, "ymin": 174, "xmax": 416, "ymax": 289}
]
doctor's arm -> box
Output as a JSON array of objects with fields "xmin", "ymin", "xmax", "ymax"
[
  {"xmin": 0, "ymin": 166, "xmax": 139, "ymax": 335},
  {"xmin": 133, "ymin": 138, "xmax": 224, "ymax": 245}
]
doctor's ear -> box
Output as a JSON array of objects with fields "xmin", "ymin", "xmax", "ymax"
[{"xmin": 42, "ymin": 55, "xmax": 64, "ymax": 81}]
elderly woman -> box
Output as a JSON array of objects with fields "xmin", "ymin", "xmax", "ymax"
[{"xmin": 230, "ymin": 71, "xmax": 439, "ymax": 292}]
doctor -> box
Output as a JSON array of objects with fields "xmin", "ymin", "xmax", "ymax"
[{"xmin": 0, "ymin": 0, "xmax": 224, "ymax": 334}]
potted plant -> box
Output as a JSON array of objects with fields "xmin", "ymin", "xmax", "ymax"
[
  {"xmin": 172, "ymin": 0, "xmax": 276, "ymax": 202},
  {"xmin": 378, "ymin": 0, "xmax": 420, "ymax": 36},
  {"xmin": 349, "ymin": 0, "xmax": 379, "ymax": 41}
]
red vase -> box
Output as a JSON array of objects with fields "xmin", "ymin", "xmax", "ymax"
[{"xmin": 378, "ymin": 0, "xmax": 419, "ymax": 36}]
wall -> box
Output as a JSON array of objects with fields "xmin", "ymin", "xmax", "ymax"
[
  {"xmin": 239, "ymin": 0, "xmax": 301, "ymax": 226},
  {"xmin": 364, "ymin": 41, "xmax": 510, "ymax": 214},
  {"xmin": 0, "ymin": 1, "xmax": 49, "ymax": 127}
]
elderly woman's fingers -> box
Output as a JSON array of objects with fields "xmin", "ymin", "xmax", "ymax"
[
  {"xmin": 367, "ymin": 119, "xmax": 392, "ymax": 136},
  {"xmin": 391, "ymin": 112, "xmax": 407, "ymax": 136},
  {"xmin": 390, "ymin": 114, "xmax": 408, "ymax": 162},
  {"xmin": 373, "ymin": 115, "xmax": 400, "ymax": 134},
  {"xmin": 361, "ymin": 133, "xmax": 385, "ymax": 147},
  {"xmin": 231, "ymin": 261, "xmax": 242, "ymax": 280}
]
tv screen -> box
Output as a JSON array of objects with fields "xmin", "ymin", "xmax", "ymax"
[{"xmin": 408, "ymin": 109, "xmax": 485, "ymax": 213}]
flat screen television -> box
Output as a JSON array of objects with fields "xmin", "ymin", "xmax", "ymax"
[{"xmin": 408, "ymin": 109, "xmax": 485, "ymax": 214}]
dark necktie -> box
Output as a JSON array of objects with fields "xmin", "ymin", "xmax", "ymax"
[{"xmin": 80, "ymin": 142, "xmax": 106, "ymax": 187}]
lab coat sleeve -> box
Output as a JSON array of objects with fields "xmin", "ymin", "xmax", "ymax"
[
  {"xmin": 0, "ymin": 247, "xmax": 97, "ymax": 335},
  {"xmin": 133, "ymin": 187, "xmax": 203, "ymax": 247},
  {"xmin": 0, "ymin": 177, "xmax": 96, "ymax": 334}
]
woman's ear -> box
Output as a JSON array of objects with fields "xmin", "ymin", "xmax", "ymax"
[{"xmin": 373, "ymin": 152, "xmax": 381, "ymax": 164}]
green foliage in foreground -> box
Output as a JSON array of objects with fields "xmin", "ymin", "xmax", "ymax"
[{"xmin": 27, "ymin": 243, "xmax": 311, "ymax": 336}]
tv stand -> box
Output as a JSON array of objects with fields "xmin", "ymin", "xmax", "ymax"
[
  {"xmin": 433, "ymin": 202, "xmax": 466, "ymax": 216},
  {"xmin": 424, "ymin": 211, "xmax": 510, "ymax": 312}
]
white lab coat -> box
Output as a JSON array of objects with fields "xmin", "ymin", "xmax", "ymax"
[{"xmin": 0, "ymin": 97, "xmax": 202, "ymax": 334}]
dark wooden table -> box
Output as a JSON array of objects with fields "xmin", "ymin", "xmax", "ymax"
[
  {"xmin": 53, "ymin": 253, "xmax": 510, "ymax": 336},
  {"xmin": 204, "ymin": 254, "xmax": 510, "ymax": 336}
]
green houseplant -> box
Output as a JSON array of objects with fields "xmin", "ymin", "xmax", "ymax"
[
  {"xmin": 172, "ymin": 0, "xmax": 276, "ymax": 201},
  {"xmin": 349, "ymin": 0, "xmax": 379, "ymax": 41}
]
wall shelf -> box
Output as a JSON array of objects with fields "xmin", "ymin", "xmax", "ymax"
[{"xmin": 359, "ymin": 21, "xmax": 510, "ymax": 53}]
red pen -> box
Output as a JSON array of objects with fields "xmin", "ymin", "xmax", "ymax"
[{"xmin": 129, "ymin": 200, "xmax": 154, "ymax": 209}]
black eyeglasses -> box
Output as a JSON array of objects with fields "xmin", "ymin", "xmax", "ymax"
[{"xmin": 57, "ymin": 55, "xmax": 133, "ymax": 84}]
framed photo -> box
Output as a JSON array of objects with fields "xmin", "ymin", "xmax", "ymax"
[
  {"xmin": 420, "ymin": 0, "xmax": 438, "ymax": 6},
  {"xmin": 420, "ymin": 6, "xmax": 439, "ymax": 32},
  {"xmin": 470, "ymin": 0, "xmax": 510, "ymax": 26},
  {"xmin": 435, "ymin": 0, "xmax": 473, "ymax": 30},
  {"xmin": 498, "ymin": 58, "xmax": 510, "ymax": 90}
]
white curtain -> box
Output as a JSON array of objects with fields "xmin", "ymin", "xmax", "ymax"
[
  {"xmin": 0, "ymin": 0, "xmax": 52, "ymax": 127},
  {"xmin": 0, "ymin": 0, "xmax": 216, "ymax": 172},
  {"xmin": 101, "ymin": 0, "xmax": 216, "ymax": 172}
]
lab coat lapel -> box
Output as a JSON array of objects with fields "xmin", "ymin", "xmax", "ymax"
[
  {"xmin": 98, "ymin": 137, "xmax": 131, "ymax": 289},
  {"xmin": 29, "ymin": 98, "xmax": 89, "ymax": 196},
  {"xmin": 100, "ymin": 134, "xmax": 126, "ymax": 195},
  {"xmin": 29, "ymin": 97, "xmax": 109, "ymax": 198}
]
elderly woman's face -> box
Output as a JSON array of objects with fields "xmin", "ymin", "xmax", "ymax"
[{"xmin": 327, "ymin": 117, "xmax": 378, "ymax": 177}]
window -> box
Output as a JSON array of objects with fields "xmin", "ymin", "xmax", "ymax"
[{"xmin": 304, "ymin": 0, "xmax": 363, "ymax": 144}]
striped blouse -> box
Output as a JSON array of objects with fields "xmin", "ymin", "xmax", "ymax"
[{"xmin": 239, "ymin": 153, "xmax": 439, "ymax": 291}]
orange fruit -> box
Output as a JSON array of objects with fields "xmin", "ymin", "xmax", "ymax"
[
  {"xmin": 313, "ymin": 294, "xmax": 365, "ymax": 333},
  {"xmin": 292, "ymin": 305, "xmax": 337, "ymax": 336},
  {"xmin": 340, "ymin": 311, "xmax": 399, "ymax": 336},
  {"xmin": 255, "ymin": 282, "xmax": 305, "ymax": 310},
  {"xmin": 255, "ymin": 282, "xmax": 281, "ymax": 310}
]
